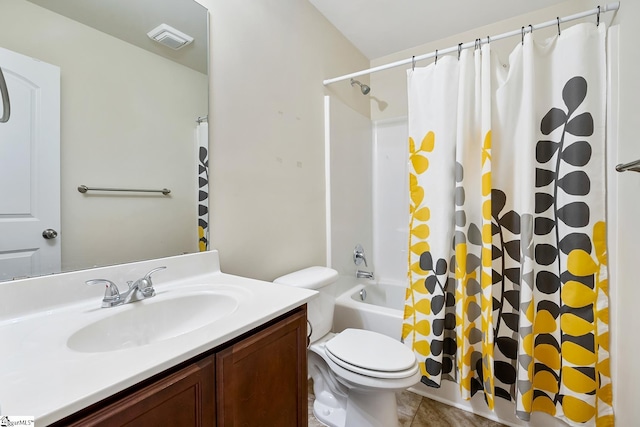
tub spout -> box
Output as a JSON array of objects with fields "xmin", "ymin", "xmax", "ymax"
[{"xmin": 356, "ymin": 270, "xmax": 374, "ymax": 280}]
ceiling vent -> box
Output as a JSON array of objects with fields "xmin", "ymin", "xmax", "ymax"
[{"xmin": 147, "ymin": 24, "xmax": 194, "ymax": 50}]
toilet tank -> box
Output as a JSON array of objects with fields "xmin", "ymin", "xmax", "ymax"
[{"xmin": 273, "ymin": 266, "xmax": 338, "ymax": 343}]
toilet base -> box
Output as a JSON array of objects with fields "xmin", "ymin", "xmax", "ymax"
[
  {"xmin": 308, "ymin": 332, "xmax": 419, "ymax": 427},
  {"xmin": 345, "ymin": 389, "xmax": 399, "ymax": 427},
  {"xmin": 313, "ymin": 388, "xmax": 399, "ymax": 427},
  {"xmin": 313, "ymin": 398, "xmax": 346, "ymax": 427}
]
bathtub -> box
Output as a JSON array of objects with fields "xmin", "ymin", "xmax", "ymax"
[
  {"xmin": 332, "ymin": 276, "xmax": 405, "ymax": 340},
  {"xmin": 332, "ymin": 277, "xmax": 536, "ymax": 427}
]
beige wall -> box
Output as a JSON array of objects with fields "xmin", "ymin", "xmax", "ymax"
[
  {"xmin": 195, "ymin": 0, "xmax": 370, "ymax": 280},
  {"xmin": 0, "ymin": 0, "xmax": 208, "ymax": 271}
]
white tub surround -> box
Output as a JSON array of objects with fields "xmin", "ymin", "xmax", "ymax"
[
  {"xmin": 333, "ymin": 280, "xmax": 404, "ymax": 340},
  {"xmin": 0, "ymin": 250, "xmax": 317, "ymax": 425}
]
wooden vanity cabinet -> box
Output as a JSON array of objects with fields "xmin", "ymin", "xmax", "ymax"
[
  {"xmin": 60, "ymin": 356, "xmax": 216, "ymax": 427},
  {"xmin": 52, "ymin": 305, "xmax": 307, "ymax": 427},
  {"xmin": 216, "ymin": 305, "xmax": 308, "ymax": 426}
]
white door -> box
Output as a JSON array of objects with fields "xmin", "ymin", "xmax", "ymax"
[{"xmin": 0, "ymin": 47, "xmax": 60, "ymax": 281}]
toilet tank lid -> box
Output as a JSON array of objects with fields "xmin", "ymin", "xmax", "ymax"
[{"xmin": 273, "ymin": 266, "xmax": 338, "ymax": 289}]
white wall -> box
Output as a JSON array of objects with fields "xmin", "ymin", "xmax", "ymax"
[
  {"xmin": 606, "ymin": 2, "xmax": 640, "ymax": 426},
  {"xmin": 195, "ymin": 0, "xmax": 370, "ymax": 280},
  {"xmin": 327, "ymin": 97, "xmax": 373, "ymax": 276},
  {"xmin": 0, "ymin": 0, "xmax": 207, "ymax": 271}
]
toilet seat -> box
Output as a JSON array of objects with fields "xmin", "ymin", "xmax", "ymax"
[{"xmin": 324, "ymin": 329, "xmax": 418, "ymax": 379}]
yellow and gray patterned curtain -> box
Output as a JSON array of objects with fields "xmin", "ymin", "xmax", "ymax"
[
  {"xmin": 197, "ymin": 121, "xmax": 209, "ymax": 251},
  {"xmin": 403, "ymin": 23, "xmax": 613, "ymax": 426}
]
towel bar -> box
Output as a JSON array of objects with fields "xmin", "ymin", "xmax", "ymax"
[
  {"xmin": 78, "ymin": 185, "xmax": 171, "ymax": 195},
  {"xmin": 615, "ymin": 159, "xmax": 640, "ymax": 173}
]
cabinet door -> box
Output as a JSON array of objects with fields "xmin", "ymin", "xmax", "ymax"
[
  {"xmin": 216, "ymin": 307, "xmax": 307, "ymax": 427},
  {"xmin": 63, "ymin": 356, "xmax": 215, "ymax": 427}
]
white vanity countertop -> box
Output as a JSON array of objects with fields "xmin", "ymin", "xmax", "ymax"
[{"xmin": 0, "ymin": 251, "xmax": 317, "ymax": 425}]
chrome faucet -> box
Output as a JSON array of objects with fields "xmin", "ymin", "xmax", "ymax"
[
  {"xmin": 356, "ymin": 269, "xmax": 374, "ymax": 280},
  {"xmin": 353, "ymin": 244, "xmax": 374, "ymax": 279},
  {"xmin": 87, "ymin": 266, "xmax": 166, "ymax": 308}
]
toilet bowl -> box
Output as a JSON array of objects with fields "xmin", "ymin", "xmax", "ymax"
[{"xmin": 274, "ymin": 267, "xmax": 421, "ymax": 427}]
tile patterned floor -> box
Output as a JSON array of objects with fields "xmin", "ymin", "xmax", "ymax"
[{"xmin": 308, "ymin": 379, "xmax": 508, "ymax": 427}]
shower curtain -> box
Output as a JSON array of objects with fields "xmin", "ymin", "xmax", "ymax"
[
  {"xmin": 197, "ymin": 121, "xmax": 209, "ymax": 251},
  {"xmin": 403, "ymin": 23, "xmax": 612, "ymax": 426}
]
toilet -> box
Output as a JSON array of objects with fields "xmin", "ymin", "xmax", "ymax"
[{"xmin": 274, "ymin": 267, "xmax": 421, "ymax": 427}]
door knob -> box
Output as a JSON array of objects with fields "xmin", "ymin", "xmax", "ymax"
[{"xmin": 42, "ymin": 229, "xmax": 58, "ymax": 239}]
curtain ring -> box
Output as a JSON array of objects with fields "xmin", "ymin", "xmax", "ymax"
[
  {"xmin": 412, "ymin": 55, "xmax": 415, "ymax": 71},
  {"xmin": 557, "ymin": 17, "xmax": 561, "ymax": 36},
  {"xmin": 529, "ymin": 24, "xmax": 533, "ymax": 35},
  {"xmin": 435, "ymin": 49, "xmax": 438, "ymax": 65},
  {"xmin": 487, "ymin": 36, "xmax": 490, "ymax": 45},
  {"xmin": 457, "ymin": 43, "xmax": 462, "ymax": 60},
  {"xmin": 597, "ymin": 5, "xmax": 601, "ymax": 26},
  {"xmin": 521, "ymin": 26, "xmax": 525, "ymax": 45}
]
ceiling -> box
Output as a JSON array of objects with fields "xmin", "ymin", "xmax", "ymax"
[
  {"xmin": 25, "ymin": 1, "xmax": 572, "ymax": 71},
  {"xmin": 309, "ymin": 0, "xmax": 565, "ymax": 59},
  {"xmin": 26, "ymin": 0, "xmax": 208, "ymax": 74}
]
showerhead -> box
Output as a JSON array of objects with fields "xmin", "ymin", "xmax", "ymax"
[{"xmin": 350, "ymin": 78, "xmax": 371, "ymax": 95}]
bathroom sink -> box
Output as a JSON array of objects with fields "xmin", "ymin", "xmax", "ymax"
[{"xmin": 67, "ymin": 292, "xmax": 238, "ymax": 353}]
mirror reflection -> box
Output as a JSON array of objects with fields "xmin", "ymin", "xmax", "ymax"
[{"xmin": 0, "ymin": 0, "xmax": 209, "ymax": 281}]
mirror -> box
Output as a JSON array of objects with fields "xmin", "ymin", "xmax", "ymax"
[{"xmin": 0, "ymin": 0, "xmax": 209, "ymax": 281}]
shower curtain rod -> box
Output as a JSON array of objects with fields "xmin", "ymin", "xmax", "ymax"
[{"xmin": 322, "ymin": 2, "xmax": 620, "ymax": 86}]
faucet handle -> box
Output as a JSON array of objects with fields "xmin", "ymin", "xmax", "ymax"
[
  {"xmin": 137, "ymin": 266, "xmax": 166, "ymax": 296},
  {"xmin": 144, "ymin": 266, "xmax": 167, "ymax": 280},
  {"xmin": 86, "ymin": 279, "xmax": 121, "ymax": 307},
  {"xmin": 353, "ymin": 244, "xmax": 368, "ymax": 267}
]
